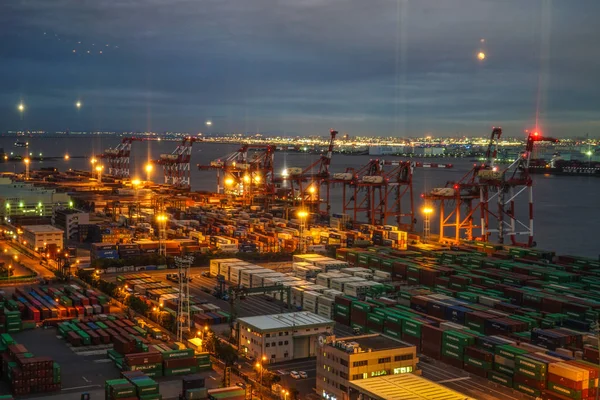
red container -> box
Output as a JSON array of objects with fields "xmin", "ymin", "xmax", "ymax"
[
  {"xmin": 163, "ymin": 357, "xmax": 196, "ymax": 369},
  {"xmin": 548, "ymin": 373, "xmax": 584, "ymax": 391}
]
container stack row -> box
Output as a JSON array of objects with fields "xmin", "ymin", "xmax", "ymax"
[
  {"xmin": 58, "ymin": 314, "xmax": 142, "ymax": 347},
  {"xmin": 0, "ymin": 334, "xmax": 60, "ymax": 396}
]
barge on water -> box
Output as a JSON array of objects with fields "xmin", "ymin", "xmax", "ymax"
[{"xmin": 529, "ymin": 159, "xmax": 600, "ymax": 177}]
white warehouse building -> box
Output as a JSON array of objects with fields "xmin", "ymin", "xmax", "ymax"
[{"xmin": 236, "ymin": 312, "xmax": 334, "ymax": 363}]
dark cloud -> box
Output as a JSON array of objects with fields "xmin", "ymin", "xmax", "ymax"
[{"xmin": 1, "ymin": 0, "xmax": 599, "ymax": 136}]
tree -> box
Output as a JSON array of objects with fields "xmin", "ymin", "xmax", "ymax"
[
  {"xmin": 215, "ymin": 341, "xmax": 238, "ymax": 367},
  {"xmin": 125, "ymin": 295, "xmax": 149, "ymax": 315}
]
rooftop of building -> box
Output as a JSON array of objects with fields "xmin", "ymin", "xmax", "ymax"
[
  {"xmin": 328, "ymin": 334, "xmax": 412, "ymax": 353},
  {"xmin": 22, "ymin": 225, "xmax": 64, "ymax": 234},
  {"xmin": 348, "ymin": 373, "xmax": 475, "ymax": 400},
  {"xmin": 238, "ymin": 312, "xmax": 334, "ymax": 332}
]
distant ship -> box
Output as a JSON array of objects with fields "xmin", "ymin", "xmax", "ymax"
[
  {"xmin": 529, "ymin": 154, "xmax": 600, "ymax": 177},
  {"xmin": 14, "ymin": 141, "xmax": 29, "ymax": 148}
]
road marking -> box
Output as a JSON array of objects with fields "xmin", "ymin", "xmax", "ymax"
[
  {"xmin": 209, "ymin": 375, "xmax": 217, "ymax": 380},
  {"xmin": 438, "ymin": 376, "xmax": 471, "ymax": 383},
  {"xmin": 62, "ymin": 385, "xmax": 101, "ymax": 391},
  {"xmin": 82, "ymin": 376, "xmax": 91, "ymax": 383},
  {"xmin": 93, "ymin": 359, "xmax": 113, "ymax": 363}
]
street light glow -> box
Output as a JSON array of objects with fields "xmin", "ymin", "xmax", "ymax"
[
  {"xmin": 17, "ymin": 103, "xmax": 25, "ymax": 112},
  {"xmin": 297, "ymin": 210, "xmax": 308, "ymax": 219},
  {"xmin": 64, "ymin": 154, "xmax": 70, "ymax": 160},
  {"xmin": 95, "ymin": 165, "xmax": 103, "ymax": 172},
  {"xmin": 132, "ymin": 179, "xmax": 141, "ymax": 186},
  {"xmin": 308, "ymin": 186, "xmax": 316, "ymax": 194},
  {"xmin": 91, "ymin": 157, "xmax": 97, "ymax": 164},
  {"xmin": 423, "ymin": 207, "xmax": 434, "ymax": 215},
  {"xmin": 206, "ymin": 120, "xmax": 212, "ymax": 126},
  {"xmin": 224, "ymin": 177, "xmax": 235, "ymax": 186},
  {"xmin": 23, "ymin": 158, "xmax": 30, "ymax": 165},
  {"xmin": 156, "ymin": 214, "xmax": 168, "ymax": 222},
  {"xmin": 76, "ymin": 101, "xmax": 82, "ymax": 109}
]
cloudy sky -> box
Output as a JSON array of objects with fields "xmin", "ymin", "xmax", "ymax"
[{"xmin": 1, "ymin": 0, "xmax": 599, "ymax": 136}]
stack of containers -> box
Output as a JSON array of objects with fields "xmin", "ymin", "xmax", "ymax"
[
  {"xmin": 463, "ymin": 346, "xmax": 494, "ymax": 379},
  {"xmin": 105, "ymin": 379, "xmax": 136, "ymax": 400},
  {"xmin": 182, "ymin": 375, "xmax": 207, "ymax": 399},
  {"xmin": 317, "ymin": 296, "xmax": 334, "ymax": 319},
  {"xmin": 302, "ymin": 292, "xmax": 320, "ymax": 313},
  {"xmin": 153, "ymin": 345, "xmax": 198, "ymax": 377},
  {"xmin": 545, "ymin": 361, "xmax": 598, "ymax": 400},
  {"xmin": 122, "ymin": 371, "xmax": 161, "ymax": 400},
  {"xmin": 441, "ymin": 330, "xmax": 476, "ymax": 369},
  {"xmin": 350, "ymin": 301, "xmax": 371, "ymax": 333},
  {"xmin": 3, "ymin": 342, "xmax": 61, "ymax": 396},
  {"xmin": 123, "ymin": 351, "xmax": 163, "ymax": 378},
  {"xmin": 91, "ymin": 243, "xmax": 119, "ymax": 261},
  {"xmin": 333, "ymin": 296, "xmax": 352, "ymax": 326}
]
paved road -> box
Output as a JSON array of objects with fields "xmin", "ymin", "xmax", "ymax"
[{"xmin": 1, "ymin": 239, "xmax": 55, "ymax": 279}]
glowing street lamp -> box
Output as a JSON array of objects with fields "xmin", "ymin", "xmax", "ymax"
[
  {"xmin": 224, "ymin": 177, "xmax": 235, "ymax": 187},
  {"xmin": 64, "ymin": 154, "xmax": 70, "ymax": 160},
  {"xmin": 145, "ymin": 163, "xmax": 153, "ymax": 181},
  {"xmin": 422, "ymin": 206, "xmax": 433, "ymax": 239},
  {"xmin": 132, "ymin": 179, "xmax": 141, "ymax": 187},
  {"xmin": 75, "ymin": 101, "xmax": 82, "ymax": 109},
  {"xmin": 24, "ymin": 158, "xmax": 30, "ymax": 180},
  {"xmin": 297, "ymin": 210, "xmax": 309, "ymax": 254},
  {"xmin": 477, "ymin": 51, "xmax": 486, "ymax": 61},
  {"xmin": 205, "ymin": 120, "xmax": 212, "ymax": 127},
  {"xmin": 96, "ymin": 165, "xmax": 104, "ymax": 183},
  {"xmin": 17, "ymin": 103, "xmax": 25, "ymax": 113}
]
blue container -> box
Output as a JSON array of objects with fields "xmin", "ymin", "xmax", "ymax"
[
  {"xmin": 445, "ymin": 305, "xmax": 469, "ymax": 324},
  {"xmin": 87, "ymin": 322, "xmax": 99, "ymax": 330}
]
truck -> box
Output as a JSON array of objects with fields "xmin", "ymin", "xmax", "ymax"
[{"xmin": 166, "ymin": 273, "xmax": 193, "ymax": 283}]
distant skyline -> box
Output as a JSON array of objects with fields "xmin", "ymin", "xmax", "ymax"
[{"xmin": 2, "ymin": 0, "xmax": 600, "ymax": 137}]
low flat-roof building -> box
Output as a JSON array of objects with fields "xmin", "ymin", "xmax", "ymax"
[
  {"xmin": 21, "ymin": 225, "xmax": 64, "ymax": 251},
  {"xmin": 236, "ymin": 312, "xmax": 334, "ymax": 363},
  {"xmin": 348, "ymin": 373, "xmax": 474, "ymax": 400},
  {"xmin": 317, "ymin": 334, "xmax": 418, "ymax": 400}
]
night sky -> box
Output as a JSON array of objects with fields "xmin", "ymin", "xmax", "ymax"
[{"xmin": 1, "ymin": 0, "xmax": 599, "ymax": 136}]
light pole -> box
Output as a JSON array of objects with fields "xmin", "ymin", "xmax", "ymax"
[
  {"xmin": 156, "ymin": 214, "xmax": 168, "ymax": 257},
  {"xmin": 7, "ymin": 264, "xmax": 11, "ymax": 283},
  {"xmin": 587, "ymin": 150, "xmax": 593, "ymax": 168},
  {"xmin": 24, "ymin": 158, "xmax": 30, "ymax": 180},
  {"xmin": 91, "ymin": 157, "xmax": 98, "ymax": 178},
  {"xmin": 283, "ymin": 389, "xmax": 288, "ymax": 400},
  {"xmin": 96, "ymin": 165, "xmax": 104, "ymax": 183},
  {"xmin": 297, "ymin": 210, "xmax": 308, "ymax": 254},
  {"xmin": 145, "ymin": 163, "xmax": 153, "ymax": 182},
  {"xmin": 422, "ymin": 206, "xmax": 433, "ymax": 240}
]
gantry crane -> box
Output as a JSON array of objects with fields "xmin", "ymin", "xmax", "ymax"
[
  {"xmin": 423, "ymin": 127, "xmax": 558, "ymax": 247},
  {"xmin": 276, "ymin": 129, "xmax": 338, "ymax": 214},
  {"xmin": 154, "ymin": 137, "xmax": 197, "ymax": 190},
  {"xmin": 477, "ymin": 129, "xmax": 558, "ymax": 246},
  {"xmin": 198, "ymin": 144, "xmax": 275, "ymax": 204},
  {"xmin": 100, "ymin": 137, "xmax": 146, "ymax": 178},
  {"xmin": 330, "ymin": 159, "xmax": 415, "ymax": 229}
]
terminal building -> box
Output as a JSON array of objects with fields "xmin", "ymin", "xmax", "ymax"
[
  {"xmin": 316, "ymin": 334, "xmax": 418, "ymax": 400},
  {"xmin": 236, "ymin": 312, "xmax": 334, "ymax": 363},
  {"xmin": 0, "ymin": 180, "xmax": 71, "ymax": 225}
]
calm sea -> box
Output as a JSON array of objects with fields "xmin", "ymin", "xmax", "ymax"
[{"xmin": 1, "ymin": 136, "xmax": 598, "ymax": 257}]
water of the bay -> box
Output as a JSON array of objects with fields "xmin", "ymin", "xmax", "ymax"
[{"xmin": 0, "ymin": 136, "xmax": 597, "ymax": 257}]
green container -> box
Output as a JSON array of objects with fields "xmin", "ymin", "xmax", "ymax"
[
  {"xmin": 139, "ymin": 394, "xmax": 162, "ymax": 400},
  {"xmin": 494, "ymin": 363, "xmax": 514, "ymax": 376},
  {"xmin": 53, "ymin": 362, "xmax": 61, "ymax": 384},
  {"xmin": 495, "ymin": 345, "xmax": 528, "ymax": 360},
  {"xmin": 547, "ymin": 381, "xmax": 582, "ymax": 400},
  {"xmin": 163, "ymin": 366, "xmax": 199, "ymax": 376},
  {"xmin": 442, "ymin": 341, "xmax": 462, "ymax": 353},
  {"xmin": 159, "ymin": 348, "xmax": 195, "ymax": 359},
  {"xmin": 134, "ymin": 380, "xmax": 159, "ymax": 395},
  {"xmin": 185, "ymin": 388, "xmax": 208, "ymax": 400},
  {"xmin": 515, "ymin": 366, "xmax": 546, "ymax": 380},
  {"xmin": 443, "ymin": 330, "xmax": 474, "ymax": 347},
  {"xmin": 515, "ymin": 355, "xmax": 547, "ymax": 374},
  {"xmin": 513, "ymin": 382, "xmax": 541, "ymax": 397},
  {"xmin": 383, "ymin": 328, "xmax": 401, "ymax": 339},
  {"xmin": 0, "ymin": 334, "xmax": 15, "ymax": 346},
  {"xmin": 441, "ymin": 347, "xmax": 463, "ymax": 361},
  {"xmin": 464, "ymin": 356, "xmax": 491, "ymax": 370},
  {"xmin": 108, "ymin": 382, "xmax": 136, "ymax": 398},
  {"xmin": 487, "ymin": 371, "xmax": 513, "ymax": 388}
]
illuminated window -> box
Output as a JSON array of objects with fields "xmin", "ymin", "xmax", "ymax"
[
  {"xmin": 362, "ymin": 373, "xmax": 367, "ymax": 379},
  {"xmin": 393, "ymin": 366, "xmax": 413, "ymax": 374}
]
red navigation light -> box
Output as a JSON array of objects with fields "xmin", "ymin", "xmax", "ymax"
[
  {"xmin": 453, "ymin": 185, "xmax": 459, "ymax": 190},
  {"xmin": 533, "ymin": 131, "xmax": 539, "ymax": 137}
]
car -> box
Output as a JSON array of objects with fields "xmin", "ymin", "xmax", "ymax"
[
  {"xmin": 236, "ymin": 382, "xmax": 247, "ymax": 389},
  {"xmin": 299, "ymin": 371, "xmax": 308, "ymax": 379},
  {"xmin": 290, "ymin": 371, "xmax": 300, "ymax": 379},
  {"xmin": 201, "ymin": 271, "xmax": 209, "ymax": 277}
]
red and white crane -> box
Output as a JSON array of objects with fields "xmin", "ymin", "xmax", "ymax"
[
  {"xmin": 155, "ymin": 136, "xmax": 198, "ymax": 190},
  {"xmin": 99, "ymin": 137, "xmax": 145, "ymax": 178}
]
